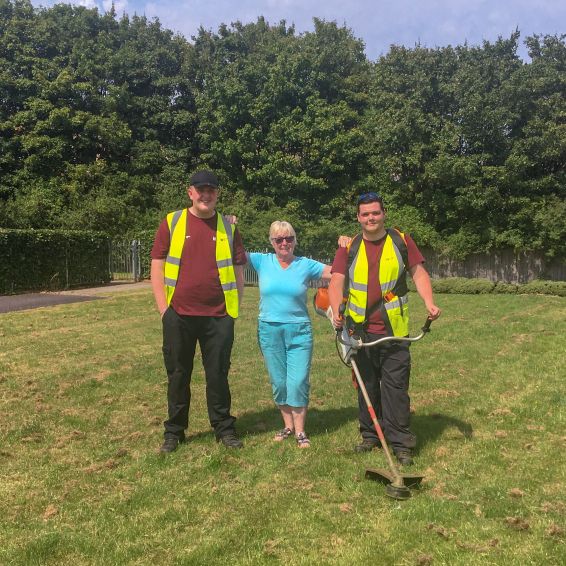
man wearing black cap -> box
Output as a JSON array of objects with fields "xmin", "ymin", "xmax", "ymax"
[{"xmin": 151, "ymin": 170, "xmax": 247, "ymax": 452}]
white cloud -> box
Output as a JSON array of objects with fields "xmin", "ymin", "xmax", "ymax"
[
  {"xmin": 33, "ymin": 0, "xmax": 99, "ymax": 8},
  {"xmin": 70, "ymin": 0, "xmax": 98, "ymax": 7},
  {"xmin": 31, "ymin": 0, "xmax": 566, "ymax": 61}
]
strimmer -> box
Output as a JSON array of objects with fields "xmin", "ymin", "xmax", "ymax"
[
  {"xmin": 336, "ymin": 314, "xmax": 433, "ymax": 500},
  {"xmin": 314, "ymin": 289, "xmax": 433, "ymax": 501}
]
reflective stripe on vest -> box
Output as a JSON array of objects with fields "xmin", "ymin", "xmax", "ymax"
[
  {"xmin": 164, "ymin": 210, "xmax": 239, "ymax": 318},
  {"xmin": 215, "ymin": 215, "xmax": 239, "ymax": 317},
  {"xmin": 346, "ymin": 231, "xmax": 409, "ymax": 337}
]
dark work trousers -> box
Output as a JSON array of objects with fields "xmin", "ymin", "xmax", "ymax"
[
  {"xmin": 161, "ymin": 307, "xmax": 236, "ymax": 440},
  {"xmin": 353, "ymin": 337, "xmax": 415, "ymax": 452}
]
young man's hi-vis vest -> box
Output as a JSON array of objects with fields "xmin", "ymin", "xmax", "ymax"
[
  {"xmin": 163, "ymin": 209, "xmax": 239, "ymax": 318},
  {"xmin": 347, "ymin": 229, "xmax": 409, "ymax": 337}
]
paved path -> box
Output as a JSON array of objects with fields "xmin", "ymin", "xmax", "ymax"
[{"xmin": 0, "ymin": 281, "xmax": 151, "ymax": 314}]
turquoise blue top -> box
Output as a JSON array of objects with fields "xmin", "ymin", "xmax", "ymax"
[{"xmin": 247, "ymin": 253, "xmax": 325, "ymax": 323}]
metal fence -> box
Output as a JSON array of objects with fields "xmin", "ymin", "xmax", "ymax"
[
  {"xmin": 243, "ymin": 265, "xmax": 327, "ymax": 287},
  {"xmin": 109, "ymin": 239, "xmax": 142, "ymax": 281},
  {"xmin": 243, "ymin": 252, "xmax": 330, "ymax": 287},
  {"xmin": 109, "ymin": 242, "xmax": 329, "ymax": 287},
  {"xmin": 110, "ymin": 239, "xmax": 565, "ymax": 285}
]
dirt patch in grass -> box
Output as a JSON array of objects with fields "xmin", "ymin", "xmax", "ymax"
[
  {"xmin": 546, "ymin": 524, "xmax": 565, "ymax": 539},
  {"xmin": 413, "ymin": 389, "xmax": 461, "ymax": 409},
  {"xmin": 540, "ymin": 501, "xmax": 565, "ymax": 514},
  {"xmin": 455, "ymin": 538, "xmax": 499, "ymax": 553},
  {"xmin": 426, "ymin": 523, "xmax": 455, "ymax": 539},
  {"xmin": 489, "ymin": 408, "xmax": 514, "ymax": 417},
  {"xmin": 43, "ymin": 504, "xmax": 58, "ymax": 520},
  {"xmin": 505, "ymin": 516, "xmax": 530, "ymax": 531},
  {"xmin": 428, "ymin": 482, "xmax": 458, "ymax": 500}
]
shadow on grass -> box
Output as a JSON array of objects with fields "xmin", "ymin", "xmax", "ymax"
[
  {"xmin": 182, "ymin": 407, "xmax": 472, "ymax": 451},
  {"xmin": 240, "ymin": 406, "xmax": 360, "ymax": 437},
  {"xmin": 412, "ymin": 413, "xmax": 473, "ymax": 455},
  {"xmin": 183, "ymin": 406, "xmax": 359, "ymax": 442}
]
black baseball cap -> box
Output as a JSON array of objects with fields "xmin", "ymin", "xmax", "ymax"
[{"xmin": 190, "ymin": 170, "xmax": 220, "ymax": 189}]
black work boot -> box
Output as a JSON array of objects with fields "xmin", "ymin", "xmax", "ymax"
[
  {"xmin": 159, "ymin": 435, "xmax": 184, "ymax": 454},
  {"xmin": 354, "ymin": 438, "xmax": 381, "ymax": 453},
  {"xmin": 395, "ymin": 449, "xmax": 414, "ymax": 466},
  {"xmin": 217, "ymin": 432, "xmax": 243, "ymax": 449}
]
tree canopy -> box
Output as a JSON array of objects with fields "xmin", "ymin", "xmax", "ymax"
[{"xmin": 0, "ymin": 1, "xmax": 564, "ymax": 257}]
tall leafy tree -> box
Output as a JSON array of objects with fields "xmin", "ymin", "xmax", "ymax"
[
  {"xmin": 0, "ymin": 2, "xmax": 563, "ymax": 258},
  {"xmin": 192, "ymin": 18, "xmax": 370, "ymax": 223},
  {"xmin": 0, "ymin": 1, "xmax": 196, "ymax": 233}
]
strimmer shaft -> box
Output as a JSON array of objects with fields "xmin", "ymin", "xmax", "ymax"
[{"xmin": 350, "ymin": 357, "xmax": 406, "ymax": 489}]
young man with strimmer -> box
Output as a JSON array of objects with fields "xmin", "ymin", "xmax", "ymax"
[{"xmin": 328, "ymin": 192, "xmax": 441, "ymax": 465}]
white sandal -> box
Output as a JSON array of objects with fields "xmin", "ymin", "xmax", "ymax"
[
  {"xmin": 274, "ymin": 427, "xmax": 293, "ymax": 441},
  {"xmin": 296, "ymin": 432, "xmax": 311, "ymax": 448}
]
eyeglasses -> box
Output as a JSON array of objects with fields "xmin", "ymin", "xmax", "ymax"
[
  {"xmin": 357, "ymin": 192, "xmax": 382, "ymax": 203},
  {"xmin": 272, "ymin": 236, "xmax": 295, "ymax": 244}
]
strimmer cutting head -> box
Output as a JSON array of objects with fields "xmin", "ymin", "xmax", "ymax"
[{"xmin": 365, "ymin": 467, "xmax": 425, "ymax": 495}]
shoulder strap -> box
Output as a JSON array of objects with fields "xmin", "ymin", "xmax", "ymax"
[
  {"xmin": 343, "ymin": 233, "xmax": 363, "ymax": 301},
  {"xmin": 386, "ymin": 228, "xmax": 408, "ymax": 270},
  {"xmin": 167, "ymin": 209, "xmax": 185, "ymax": 234},
  {"xmin": 364, "ymin": 229, "xmax": 409, "ymax": 323},
  {"xmin": 219, "ymin": 213, "xmax": 235, "ymax": 252}
]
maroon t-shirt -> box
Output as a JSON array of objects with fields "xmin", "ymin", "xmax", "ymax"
[
  {"xmin": 331, "ymin": 232, "xmax": 424, "ymax": 334},
  {"xmin": 151, "ymin": 210, "xmax": 247, "ymax": 316}
]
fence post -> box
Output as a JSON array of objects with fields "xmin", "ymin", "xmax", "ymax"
[
  {"xmin": 136, "ymin": 239, "xmax": 142, "ymax": 281},
  {"xmin": 65, "ymin": 240, "xmax": 70, "ymax": 289},
  {"xmin": 131, "ymin": 239, "xmax": 141, "ymax": 282},
  {"xmin": 108, "ymin": 239, "xmax": 113, "ymax": 280}
]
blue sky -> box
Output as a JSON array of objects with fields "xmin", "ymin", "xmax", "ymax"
[{"xmin": 31, "ymin": 1, "xmax": 565, "ymax": 61}]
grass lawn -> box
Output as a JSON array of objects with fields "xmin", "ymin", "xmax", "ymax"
[{"xmin": 0, "ymin": 287, "xmax": 564, "ymax": 565}]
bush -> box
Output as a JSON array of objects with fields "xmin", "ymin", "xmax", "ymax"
[
  {"xmin": 492, "ymin": 282, "xmax": 518, "ymax": 294},
  {"xmin": 430, "ymin": 277, "xmax": 495, "ymax": 294},
  {"xmin": 0, "ymin": 229, "xmax": 110, "ymax": 294},
  {"xmin": 416, "ymin": 277, "xmax": 564, "ymax": 296},
  {"xmin": 520, "ymin": 280, "xmax": 566, "ymax": 297}
]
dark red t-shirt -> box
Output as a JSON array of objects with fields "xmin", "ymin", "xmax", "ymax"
[
  {"xmin": 151, "ymin": 210, "xmax": 247, "ymax": 316},
  {"xmin": 331, "ymin": 232, "xmax": 424, "ymax": 334}
]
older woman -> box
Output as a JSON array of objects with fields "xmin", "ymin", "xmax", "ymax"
[{"xmin": 247, "ymin": 221, "xmax": 331, "ymax": 447}]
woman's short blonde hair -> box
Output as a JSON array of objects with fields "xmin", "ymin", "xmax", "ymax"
[{"xmin": 269, "ymin": 220, "xmax": 297, "ymax": 244}]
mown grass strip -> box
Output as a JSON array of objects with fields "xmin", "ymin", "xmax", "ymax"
[{"xmin": 0, "ymin": 288, "xmax": 564, "ymax": 565}]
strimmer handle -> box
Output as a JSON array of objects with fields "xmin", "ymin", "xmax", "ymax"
[
  {"xmin": 335, "ymin": 303, "xmax": 346, "ymax": 333},
  {"xmin": 422, "ymin": 317, "xmax": 433, "ymax": 333}
]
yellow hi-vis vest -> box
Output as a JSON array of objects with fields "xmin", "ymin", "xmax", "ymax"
[
  {"xmin": 347, "ymin": 230, "xmax": 409, "ymax": 336},
  {"xmin": 163, "ymin": 209, "xmax": 239, "ymax": 318}
]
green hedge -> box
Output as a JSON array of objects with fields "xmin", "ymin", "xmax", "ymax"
[
  {"xmin": 431, "ymin": 277, "xmax": 495, "ymax": 294},
  {"xmin": 492, "ymin": 282, "xmax": 518, "ymax": 294},
  {"xmin": 0, "ymin": 229, "xmax": 111, "ymax": 294},
  {"xmin": 407, "ymin": 277, "xmax": 565, "ymax": 297},
  {"xmin": 519, "ymin": 280, "xmax": 566, "ymax": 297}
]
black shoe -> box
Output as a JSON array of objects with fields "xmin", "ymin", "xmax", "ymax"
[
  {"xmin": 160, "ymin": 436, "xmax": 182, "ymax": 454},
  {"xmin": 354, "ymin": 438, "xmax": 381, "ymax": 453},
  {"xmin": 395, "ymin": 450, "xmax": 414, "ymax": 466},
  {"xmin": 218, "ymin": 433, "xmax": 243, "ymax": 449}
]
